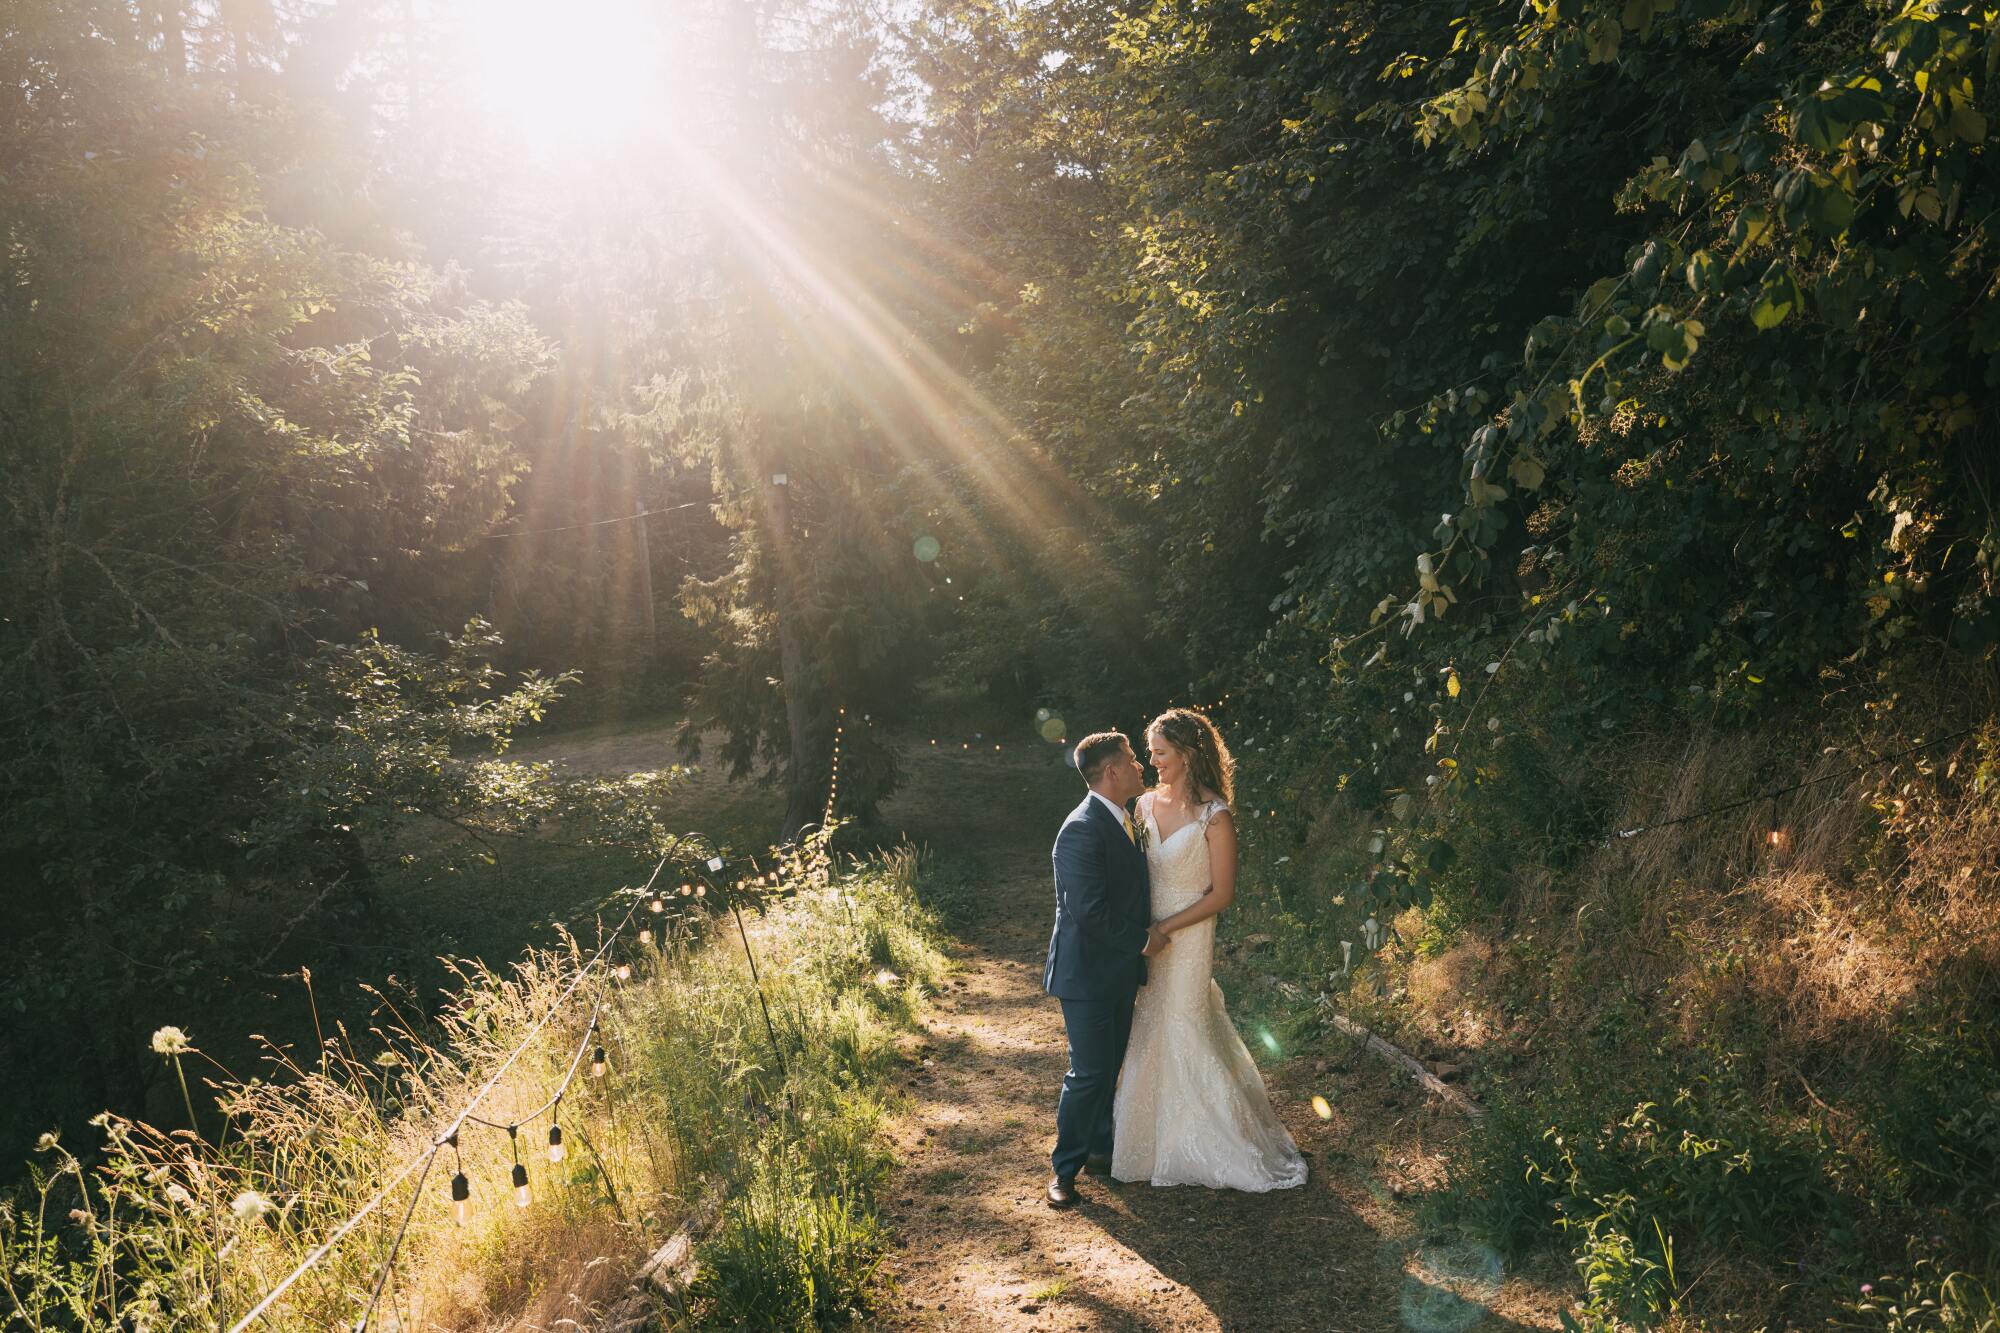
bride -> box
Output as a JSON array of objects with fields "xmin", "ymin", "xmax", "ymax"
[{"xmin": 1112, "ymin": 707, "xmax": 1308, "ymax": 1191}]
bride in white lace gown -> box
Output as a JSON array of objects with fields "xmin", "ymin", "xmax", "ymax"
[{"xmin": 1111, "ymin": 708, "xmax": 1308, "ymax": 1192}]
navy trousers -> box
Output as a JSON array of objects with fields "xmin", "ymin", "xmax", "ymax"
[{"xmin": 1052, "ymin": 992, "xmax": 1136, "ymax": 1180}]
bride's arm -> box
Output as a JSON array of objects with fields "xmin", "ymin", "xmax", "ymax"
[{"xmin": 1155, "ymin": 809, "xmax": 1237, "ymax": 934}]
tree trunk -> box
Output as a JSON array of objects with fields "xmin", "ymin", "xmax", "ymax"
[
  {"xmin": 767, "ymin": 469, "xmax": 820, "ymax": 840},
  {"xmin": 154, "ymin": 5, "xmax": 187, "ymax": 78}
]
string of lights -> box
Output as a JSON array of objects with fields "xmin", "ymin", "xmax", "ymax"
[
  {"xmin": 823, "ymin": 708, "xmax": 847, "ymax": 827},
  {"xmin": 927, "ymin": 732, "xmax": 1010, "ymax": 752},
  {"xmin": 229, "ymin": 856, "xmax": 677, "ymax": 1333},
  {"xmin": 223, "ymin": 697, "xmax": 1261, "ymax": 1330},
  {"xmin": 1608, "ymin": 725, "xmax": 1978, "ymax": 846},
  {"xmin": 1125, "ymin": 694, "xmax": 1231, "ymax": 748}
]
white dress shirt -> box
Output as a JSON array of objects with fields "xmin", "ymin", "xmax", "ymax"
[{"xmin": 1088, "ymin": 788, "xmax": 1132, "ymax": 834}]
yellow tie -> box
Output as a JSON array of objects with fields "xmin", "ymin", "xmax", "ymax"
[{"xmin": 1123, "ymin": 813, "xmax": 1137, "ymax": 844}]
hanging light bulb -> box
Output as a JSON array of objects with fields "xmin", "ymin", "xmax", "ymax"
[
  {"xmin": 679, "ymin": 882, "xmax": 692, "ymax": 896},
  {"xmin": 1765, "ymin": 796, "xmax": 1790, "ymax": 853},
  {"xmin": 694, "ymin": 884, "xmax": 706, "ymax": 897},
  {"xmin": 649, "ymin": 896, "xmax": 664, "ymax": 914},
  {"xmin": 591, "ymin": 1046, "xmax": 607, "ymax": 1078},
  {"xmin": 507, "ymin": 1126, "xmax": 531, "ymax": 1208},
  {"xmin": 451, "ymin": 1171, "xmax": 470, "ymax": 1225},
  {"xmin": 546, "ymin": 1124, "xmax": 566, "ymax": 1164},
  {"xmin": 638, "ymin": 923, "xmax": 653, "ymax": 946},
  {"xmin": 614, "ymin": 961, "xmax": 632, "ymax": 981}
]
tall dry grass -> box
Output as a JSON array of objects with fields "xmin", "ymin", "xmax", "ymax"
[
  {"xmin": 1520, "ymin": 720, "xmax": 2000, "ymax": 1084},
  {"xmin": 1388, "ymin": 708, "xmax": 2000, "ymax": 1328},
  {"xmin": 0, "ymin": 841, "xmax": 950, "ymax": 1332}
]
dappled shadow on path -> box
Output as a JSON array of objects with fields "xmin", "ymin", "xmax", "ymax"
[{"xmin": 868, "ymin": 742, "xmax": 1555, "ymax": 1333}]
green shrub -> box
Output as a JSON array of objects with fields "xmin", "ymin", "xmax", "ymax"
[
  {"xmin": 1866, "ymin": 1014, "xmax": 2000, "ymax": 1232},
  {"xmin": 1842, "ymin": 1248, "xmax": 2000, "ymax": 1333},
  {"xmin": 1439, "ymin": 1066, "xmax": 1843, "ymax": 1291},
  {"xmin": 1560, "ymin": 1201, "xmax": 1677, "ymax": 1333},
  {"xmin": 688, "ymin": 1144, "xmax": 885, "ymax": 1331}
]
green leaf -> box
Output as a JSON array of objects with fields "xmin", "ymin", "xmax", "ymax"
[
  {"xmin": 1730, "ymin": 205, "xmax": 1773, "ymax": 250},
  {"xmin": 1952, "ymin": 102, "xmax": 1987, "ymax": 143},
  {"xmin": 1806, "ymin": 178, "xmax": 1857, "ymax": 235},
  {"xmin": 1685, "ymin": 250, "xmax": 1717, "ymax": 293},
  {"xmin": 1794, "ymin": 95, "xmax": 1851, "ymax": 154},
  {"xmin": 1585, "ymin": 15, "xmax": 1622, "ymax": 64},
  {"xmin": 1750, "ymin": 264, "xmax": 1804, "ymax": 330}
]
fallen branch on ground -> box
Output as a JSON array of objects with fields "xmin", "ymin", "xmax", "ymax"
[{"xmin": 1327, "ymin": 1014, "xmax": 1485, "ymax": 1119}]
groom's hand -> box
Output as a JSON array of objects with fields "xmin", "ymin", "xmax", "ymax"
[{"xmin": 1141, "ymin": 925, "xmax": 1170, "ymax": 958}]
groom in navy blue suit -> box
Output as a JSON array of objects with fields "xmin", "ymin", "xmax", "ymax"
[{"xmin": 1042, "ymin": 731, "xmax": 1166, "ymax": 1207}]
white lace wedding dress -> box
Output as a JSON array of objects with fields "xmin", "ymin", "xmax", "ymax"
[{"xmin": 1111, "ymin": 792, "xmax": 1308, "ymax": 1191}]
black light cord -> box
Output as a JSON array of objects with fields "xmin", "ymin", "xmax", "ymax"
[
  {"xmin": 1609, "ymin": 726, "xmax": 1978, "ymax": 842},
  {"xmin": 350, "ymin": 1145, "xmax": 442, "ymax": 1333}
]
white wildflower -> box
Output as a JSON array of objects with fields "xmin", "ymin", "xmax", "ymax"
[{"xmin": 150, "ymin": 1026, "xmax": 191, "ymax": 1056}]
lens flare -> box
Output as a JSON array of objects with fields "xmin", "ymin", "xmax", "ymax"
[
  {"xmin": 913, "ymin": 535, "xmax": 941, "ymax": 562},
  {"xmin": 1398, "ymin": 1239, "xmax": 1503, "ymax": 1333},
  {"xmin": 1311, "ymin": 1094, "xmax": 1333, "ymax": 1120}
]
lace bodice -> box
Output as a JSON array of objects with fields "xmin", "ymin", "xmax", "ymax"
[{"xmin": 1138, "ymin": 792, "xmax": 1225, "ymax": 915}]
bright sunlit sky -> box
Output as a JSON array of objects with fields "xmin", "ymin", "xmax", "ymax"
[
  {"xmin": 451, "ymin": 0, "xmax": 691, "ymax": 156},
  {"xmin": 436, "ymin": 0, "xmax": 908, "ymax": 162}
]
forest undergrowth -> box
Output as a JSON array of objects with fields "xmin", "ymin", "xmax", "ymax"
[{"xmin": 1217, "ymin": 695, "xmax": 2000, "ymax": 1333}]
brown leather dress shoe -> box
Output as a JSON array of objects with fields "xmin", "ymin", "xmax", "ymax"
[
  {"xmin": 1082, "ymin": 1153, "xmax": 1113, "ymax": 1176},
  {"xmin": 1046, "ymin": 1175, "xmax": 1078, "ymax": 1209}
]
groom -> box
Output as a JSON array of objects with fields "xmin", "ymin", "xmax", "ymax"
[{"xmin": 1042, "ymin": 731, "xmax": 1168, "ymax": 1208}]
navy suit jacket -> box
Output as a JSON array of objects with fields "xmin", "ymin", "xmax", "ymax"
[{"xmin": 1043, "ymin": 794, "xmax": 1153, "ymax": 1000}]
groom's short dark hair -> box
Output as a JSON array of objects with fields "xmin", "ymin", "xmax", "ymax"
[{"xmin": 1073, "ymin": 731, "xmax": 1131, "ymax": 784}]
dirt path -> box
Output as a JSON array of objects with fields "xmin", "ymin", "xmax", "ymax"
[
  {"xmin": 869, "ymin": 745, "xmax": 1562, "ymax": 1333},
  {"xmin": 519, "ymin": 718, "xmax": 1563, "ymax": 1331}
]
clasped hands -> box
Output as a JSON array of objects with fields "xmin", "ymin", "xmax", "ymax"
[{"xmin": 1141, "ymin": 924, "xmax": 1171, "ymax": 958}]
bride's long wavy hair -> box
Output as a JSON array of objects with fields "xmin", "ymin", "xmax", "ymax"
[{"xmin": 1146, "ymin": 708, "xmax": 1236, "ymax": 808}]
